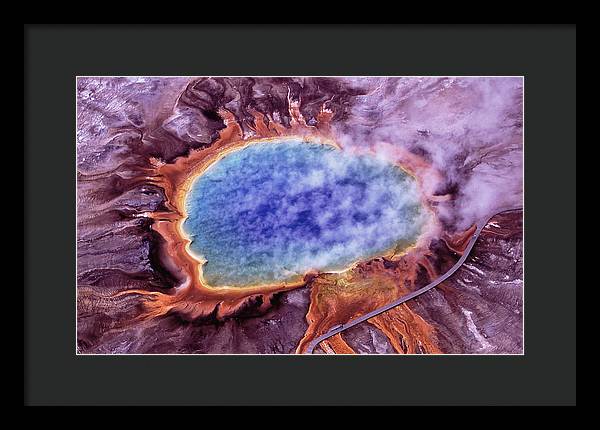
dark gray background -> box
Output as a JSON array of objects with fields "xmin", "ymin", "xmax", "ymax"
[{"xmin": 24, "ymin": 24, "xmax": 576, "ymax": 406}]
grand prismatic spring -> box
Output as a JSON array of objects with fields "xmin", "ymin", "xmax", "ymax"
[
  {"xmin": 77, "ymin": 77, "xmax": 524, "ymax": 354},
  {"xmin": 183, "ymin": 139, "xmax": 426, "ymax": 288}
]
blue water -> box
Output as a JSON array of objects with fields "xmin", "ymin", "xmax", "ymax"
[{"xmin": 183, "ymin": 139, "xmax": 424, "ymax": 288}]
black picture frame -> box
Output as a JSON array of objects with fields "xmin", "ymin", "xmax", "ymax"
[{"xmin": 24, "ymin": 24, "xmax": 576, "ymax": 406}]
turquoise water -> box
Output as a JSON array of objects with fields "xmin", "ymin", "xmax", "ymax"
[{"xmin": 183, "ymin": 139, "xmax": 425, "ymax": 288}]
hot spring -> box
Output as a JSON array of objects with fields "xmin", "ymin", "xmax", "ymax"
[{"xmin": 183, "ymin": 138, "xmax": 426, "ymax": 288}]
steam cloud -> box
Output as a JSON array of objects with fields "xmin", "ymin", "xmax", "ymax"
[{"xmin": 334, "ymin": 77, "xmax": 523, "ymax": 230}]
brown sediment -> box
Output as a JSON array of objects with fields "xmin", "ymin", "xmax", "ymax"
[
  {"xmin": 320, "ymin": 334, "xmax": 355, "ymax": 354},
  {"xmin": 443, "ymin": 224, "xmax": 478, "ymax": 254}
]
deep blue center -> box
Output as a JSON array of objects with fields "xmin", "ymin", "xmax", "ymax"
[{"xmin": 183, "ymin": 139, "xmax": 424, "ymax": 288}]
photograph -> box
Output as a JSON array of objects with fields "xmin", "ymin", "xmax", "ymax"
[{"xmin": 76, "ymin": 76, "xmax": 524, "ymax": 355}]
